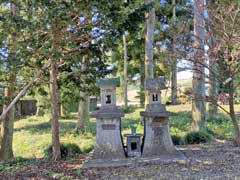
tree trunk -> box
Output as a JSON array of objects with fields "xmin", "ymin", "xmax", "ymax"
[
  {"xmin": 145, "ymin": 0, "xmax": 155, "ymax": 105},
  {"xmin": 171, "ymin": 0, "xmax": 177, "ymax": 105},
  {"xmin": 207, "ymin": 0, "xmax": 218, "ymax": 116},
  {"xmin": 208, "ymin": 60, "xmax": 218, "ymax": 115},
  {"xmin": 228, "ymin": 80, "xmax": 240, "ymax": 145},
  {"xmin": 49, "ymin": 59, "xmax": 61, "ymax": 160},
  {"xmin": 76, "ymin": 93, "xmax": 89, "ymax": 132},
  {"xmin": 140, "ymin": 69, "xmax": 145, "ymax": 107},
  {"xmin": 123, "ymin": 34, "xmax": 128, "ymax": 108},
  {"xmin": 0, "ymin": 0, "xmax": 16, "ymax": 161},
  {"xmin": 58, "ymin": 96, "xmax": 62, "ymax": 117},
  {"xmin": 0, "ymin": 86, "xmax": 15, "ymax": 161},
  {"xmin": 145, "ymin": 0, "xmax": 155, "ymax": 78},
  {"xmin": 191, "ymin": 0, "xmax": 206, "ymax": 131},
  {"xmin": 0, "ymin": 60, "xmax": 50, "ymax": 121},
  {"xmin": 76, "ymin": 56, "xmax": 89, "ymax": 132}
]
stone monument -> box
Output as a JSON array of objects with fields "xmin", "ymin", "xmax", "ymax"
[
  {"xmin": 140, "ymin": 77, "xmax": 179, "ymax": 157},
  {"xmin": 91, "ymin": 77, "xmax": 126, "ymax": 159}
]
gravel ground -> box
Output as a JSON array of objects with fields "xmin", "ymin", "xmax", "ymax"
[
  {"xmin": 80, "ymin": 140, "xmax": 240, "ymax": 180},
  {"xmin": 1, "ymin": 140, "xmax": 240, "ymax": 180}
]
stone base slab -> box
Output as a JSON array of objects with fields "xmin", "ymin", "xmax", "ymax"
[{"xmin": 82, "ymin": 150, "xmax": 186, "ymax": 169}]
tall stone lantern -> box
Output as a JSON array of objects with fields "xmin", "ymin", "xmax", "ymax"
[
  {"xmin": 140, "ymin": 77, "xmax": 179, "ymax": 157},
  {"xmin": 91, "ymin": 78, "xmax": 126, "ymax": 159}
]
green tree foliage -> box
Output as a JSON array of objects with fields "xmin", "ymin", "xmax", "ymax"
[{"xmin": 0, "ymin": 0, "xmax": 151, "ymax": 160}]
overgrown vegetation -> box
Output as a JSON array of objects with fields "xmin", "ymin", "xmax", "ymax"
[
  {"xmin": 184, "ymin": 131, "xmax": 212, "ymax": 144},
  {"xmin": 171, "ymin": 135, "xmax": 184, "ymax": 145},
  {"xmin": 44, "ymin": 143, "xmax": 82, "ymax": 159}
]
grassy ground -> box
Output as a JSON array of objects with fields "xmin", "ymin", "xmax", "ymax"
[
  {"xmin": 13, "ymin": 114, "xmax": 95, "ymax": 158},
  {"xmin": 0, "ymin": 103, "xmax": 239, "ymax": 179},
  {"xmin": 12, "ymin": 104, "xmax": 240, "ymax": 158}
]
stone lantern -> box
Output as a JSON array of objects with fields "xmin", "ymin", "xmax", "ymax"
[
  {"xmin": 91, "ymin": 77, "xmax": 126, "ymax": 159},
  {"xmin": 140, "ymin": 77, "xmax": 179, "ymax": 157}
]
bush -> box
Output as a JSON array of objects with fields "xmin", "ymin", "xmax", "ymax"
[
  {"xmin": 205, "ymin": 128, "xmax": 216, "ymax": 136},
  {"xmin": 207, "ymin": 113, "xmax": 229, "ymax": 124},
  {"xmin": 184, "ymin": 131, "xmax": 212, "ymax": 144},
  {"xmin": 171, "ymin": 135, "xmax": 184, "ymax": 145},
  {"xmin": 177, "ymin": 94, "xmax": 190, "ymax": 104},
  {"xmin": 44, "ymin": 143, "xmax": 82, "ymax": 159}
]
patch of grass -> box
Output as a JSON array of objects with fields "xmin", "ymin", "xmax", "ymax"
[
  {"xmin": 170, "ymin": 111, "xmax": 191, "ymax": 137},
  {"xmin": 12, "ymin": 104, "xmax": 238, "ymax": 158},
  {"xmin": 15, "ymin": 122, "xmax": 51, "ymax": 134},
  {"xmin": 207, "ymin": 113, "xmax": 230, "ymax": 124},
  {"xmin": 13, "ymin": 114, "xmax": 95, "ymax": 158},
  {"xmin": 121, "ymin": 107, "xmax": 144, "ymax": 138},
  {"xmin": 184, "ymin": 131, "xmax": 212, "ymax": 144},
  {"xmin": 120, "ymin": 105, "xmax": 138, "ymax": 113}
]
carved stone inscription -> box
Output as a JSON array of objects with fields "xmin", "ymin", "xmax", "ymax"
[
  {"xmin": 151, "ymin": 119, "xmax": 163, "ymax": 127},
  {"xmin": 102, "ymin": 124, "xmax": 116, "ymax": 130}
]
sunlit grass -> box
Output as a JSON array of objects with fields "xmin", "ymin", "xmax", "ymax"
[
  {"xmin": 13, "ymin": 103, "xmax": 240, "ymax": 158},
  {"xmin": 13, "ymin": 115, "xmax": 95, "ymax": 158}
]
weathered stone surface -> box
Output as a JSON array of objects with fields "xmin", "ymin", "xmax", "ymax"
[
  {"xmin": 145, "ymin": 77, "xmax": 166, "ymax": 90},
  {"xmin": 141, "ymin": 117, "xmax": 178, "ymax": 157},
  {"xmin": 91, "ymin": 77, "xmax": 125, "ymax": 160},
  {"xmin": 100, "ymin": 87, "xmax": 117, "ymax": 107},
  {"xmin": 102, "ymin": 124, "xmax": 116, "ymax": 130},
  {"xmin": 141, "ymin": 87, "xmax": 180, "ymax": 157},
  {"xmin": 140, "ymin": 104, "xmax": 170, "ymax": 117},
  {"xmin": 148, "ymin": 92, "xmax": 162, "ymax": 104},
  {"xmin": 91, "ymin": 106, "xmax": 124, "ymax": 118},
  {"xmin": 124, "ymin": 134, "xmax": 143, "ymax": 157},
  {"xmin": 82, "ymin": 151, "xmax": 186, "ymax": 168},
  {"xmin": 146, "ymin": 104, "xmax": 167, "ymax": 113},
  {"xmin": 89, "ymin": 96, "xmax": 98, "ymax": 111},
  {"xmin": 93, "ymin": 118, "xmax": 126, "ymax": 159}
]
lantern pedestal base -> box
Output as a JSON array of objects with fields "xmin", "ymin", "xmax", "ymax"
[{"xmin": 93, "ymin": 117, "xmax": 126, "ymax": 160}]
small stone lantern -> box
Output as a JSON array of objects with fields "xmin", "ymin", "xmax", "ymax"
[
  {"xmin": 91, "ymin": 78, "xmax": 126, "ymax": 159},
  {"xmin": 140, "ymin": 77, "xmax": 179, "ymax": 157}
]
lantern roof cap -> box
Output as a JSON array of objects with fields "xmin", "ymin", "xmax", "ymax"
[
  {"xmin": 145, "ymin": 77, "xmax": 166, "ymax": 90},
  {"xmin": 96, "ymin": 77, "xmax": 120, "ymax": 87}
]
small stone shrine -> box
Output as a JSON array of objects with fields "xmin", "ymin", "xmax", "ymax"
[
  {"xmin": 91, "ymin": 78, "xmax": 126, "ymax": 159},
  {"xmin": 124, "ymin": 125, "xmax": 143, "ymax": 157},
  {"xmin": 140, "ymin": 77, "xmax": 179, "ymax": 157},
  {"xmin": 124, "ymin": 133, "xmax": 143, "ymax": 157}
]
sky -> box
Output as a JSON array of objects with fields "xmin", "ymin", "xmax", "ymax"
[{"xmin": 177, "ymin": 70, "xmax": 192, "ymax": 80}]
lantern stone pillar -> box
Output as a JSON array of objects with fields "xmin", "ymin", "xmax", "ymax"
[
  {"xmin": 141, "ymin": 77, "xmax": 179, "ymax": 157},
  {"xmin": 91, "ymin": 78, "xmax": 126, "ymax": 159}
]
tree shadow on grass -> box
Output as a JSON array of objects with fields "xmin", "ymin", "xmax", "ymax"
[
  {"xmin": 14, "ymin": 122, "xmax": 51, "ymax": 134},
  {"xmin": 14, "ymin": 121, "xmax": 75, "ymax": 135},
  {"xmin": 14, "ymin": 120, "xmax": 97, "ymax": 136}
]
